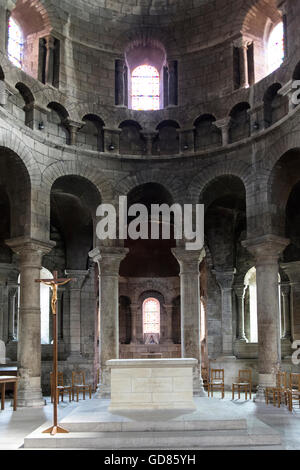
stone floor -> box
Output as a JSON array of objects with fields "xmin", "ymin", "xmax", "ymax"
[{"xmin": 0, "ymin": 392, "xmax": 299, "ymax": 450}]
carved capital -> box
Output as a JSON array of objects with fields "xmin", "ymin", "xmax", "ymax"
[
  {"xmin": 172, "ymin": 247, "xmax": 206, "ymax": 274},
  {"xmin": 213, "ymin": 269, "xmax": 236, "ymax": 290},
  {"xmin": 65, "ymin": 270, "xmax": 89, "ymax": 290},
  {"xmin": 6, "ymin": 237, "xmax": 55, "ymax": 267},
  {"xmin": 242, "ymin": 235, "xmax": 289, "ymax": 265},
  {"xmin": 89, "ymin": 247, "xmax": 128, "ymax": 276}
]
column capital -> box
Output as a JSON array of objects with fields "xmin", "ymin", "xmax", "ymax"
[
  {"xmin": 172, "ymin": 247, "xmax": 206, "ymax": 273},
  {"xmin": 242, "ymin": 235, "xmax": 289, "ymax": 264},
  {"xmin": 213, "ymin": 269, "xmax": 236, "ymax": 290},
  {"xmin": 6, "ymin": 237, "xmax": 55, "ymax": 264},
  {"xmin": 214, "ymin": 117, "xmax": 231, "ymax": 130},
  {"xmin": 44, "ymin": 35, "xmax": 56, "ymax": 49},
  {"xmin": 233, "ymin": 283, "xmax": 245, "ymax": 298},
  {"xmin": 89, "ymin": 247, "xmax": 128, "ymax": 275},
  {"xmin": 281, "ymin": 261, "xmax": 300, "ymax": 283},
  {"xmin": 65, "ymin": 269, "xmax": 89, "ymax": 290},
  {"xmin": 232, "ymin": 36, "xmax": 251, "ymax": 49}
]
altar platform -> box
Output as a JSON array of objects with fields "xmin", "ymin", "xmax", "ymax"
[{"xmin": 24, "ymin": 397, "xmax": 282, "ymax": 449}]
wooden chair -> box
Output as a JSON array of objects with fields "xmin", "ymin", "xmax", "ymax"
[
  {"xmin": 0, "ymin": 376, "xmax": 18, "ymax": 411},
  {"xmin": 72, "ymin": 371, "xmax": 92, "ymax": 402},
  {"xmin": 232, "ymin": 370, "xmax": 252, "ymax": 400},
  {"xmin": 288, "ymin": 373, "xmax": 300, "ymax": 412},
  {"xmin": 50, "ymin": 372, "xmax": 72, "ymax": 403},
  {"xmin": 201, "ymin": 367, "xmax": 209, "ymax": 391},
  {"xmin": 265, "ymin": 371, "xmax": 288, "ymax": 408},
  {"xmin": 208, "ymin": 369, "xmax": 224, "ymax": 399}
]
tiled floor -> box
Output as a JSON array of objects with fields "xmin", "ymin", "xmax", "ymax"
[{"xmin": 0, "ymin": 392, "xmax": 299, "ymax": 450}]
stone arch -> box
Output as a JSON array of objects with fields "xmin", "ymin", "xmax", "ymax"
[
  {"xmin": 263, "ymin": 83, "xmax": 288, "ymax": 128},
  {"xmin": 10, "ymin": 0, "xmax": 52, "ymax": 35},
  {"xmin": 188, "ymin": 160, "xmax": 253, "ymax": 205},
  {"xmin": 78, "ymin": 114, "xmax": 105, "ymax": 152},
  {"xmin": 41, "ymin": 160, "xmax": 114, "ymax": 203},
  {"xmin": 0, "ymin": 145, "xmax": 32, "ymax": 238},
  {"xmin": 119, "ymin": 120, "xmax": 144, "ymax": 155},
  {"xmin": 240, "ymin": 0, "xmax": 281, "ymax": 36},
  {"xmin": 113, "ymin": 27, "xmax": 178, "ymax": 57},
  {"xmin": 0, "ymin": 126, "xmax": 40, "ymax": 186},
  {"xmin": 15, "ymin": 82, "xmax": 35, "ymax": 105},
  {"xmin": 115, "ymin": 170, "xmax": 187, "ymax": 204},
  {"xmin": 263, "ymin": 130, "xmax": 300, "ymax": 194}
]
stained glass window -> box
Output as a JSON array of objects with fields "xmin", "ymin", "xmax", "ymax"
[
  {"xmin": 132, "ymin": 65, "xmax": 160, "ymax": 111},
  {"xmin": 268, "ymin": 22, "xmax": 284, "ymax": 74},
  {"xmin": 8, "ymin": 17, "xmax": 23, "ymax": 69},
  {"xmin": 143, "ymin": 298, "xmax": 160, "ymax": 335}
]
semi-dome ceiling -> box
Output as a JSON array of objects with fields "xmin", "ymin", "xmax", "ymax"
[{"xmin": 63, "ymin": 0, "xmax": 213, "ymax": 15}]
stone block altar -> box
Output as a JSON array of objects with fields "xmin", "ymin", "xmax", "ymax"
[{"xmin": 107, "ymin": 358, "xmax": 197, "ymax": 411}]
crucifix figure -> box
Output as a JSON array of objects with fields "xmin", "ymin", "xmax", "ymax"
[{"xmin": 36, "ymin": 270, "xmax": 75, "ymax": 436}]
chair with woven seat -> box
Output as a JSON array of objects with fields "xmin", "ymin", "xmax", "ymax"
[
  {"xmin": 232, "ymin": 369, "xmax": 252, "ymax": 400},
  {"xmin": 208, "ymin": 369, "xmax": 224, "ymax": 399},
  {"xmin": 72, "ymin": 371, "xmax": 92, "ymax": 402},
  {"xmin": 50, "ymin": 372, "xmax": 72, "ymax": 403},
  {"xmin": 265, "ymin": 371, "xmax": 288, "ymax": 408}
]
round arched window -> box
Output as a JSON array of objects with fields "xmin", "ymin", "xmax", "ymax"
[
  {"xmin": 131, "ymin": 65, "xmax": 160, "ymax": 111},
  {"xmin": 143, "ymin": 298, "xmax": 160, "ymax": 335},
  {"xmin": 8, "ymin": 17, "xmax": 23, "ymax": 68},
  {"xmin": 267, "ymin": 22, "xmax": 284, "ymax": 74}
]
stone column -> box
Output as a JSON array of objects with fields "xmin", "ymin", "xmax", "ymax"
[
  {"xmin": 6, "ymin": 237, "xmax": 54, "ymax": 407},
  {"xmin": 233, "ymin": 37, "xmax": 249, "ymax": 89},
  {"xmin": 164, "ymin": 304, "xmax": 173, "ymax": 343},
  {"xmin": 243, "ymin": 235, "xmax": 289, "ymax": 401},
  {"xmin": 281, "ymin": 261, "xmax": 300, "ymax": 340},
  {"xmin": 171, "ymin": 247, "xmax": 206, "ymax": 396},
  {"xmin": 234, "ymin": 284, "xmax": 247, "ymax": 342},
  {"xmin": 130, "ymin": 302, "xmax": 138, "ymax": 344},
  {"xmin": 115, "ymin": 59, "xmax": 127, "ymax": 107},
  {"xmin": 140, "ymin": 131, "xmax": 158, "ymax": 156},
  {"xmin": 214, "ymin": 269, "xmax": 236, "ymax": 356},
  {"xmin": 215, "ymin": 117, "xmax": 231, "ymax": 146},
  {"xmin": 244, "ymin": 286, "xmax": 251, "ymax": 341},
  {"xmin": 44, "ymin": 35, "xmax": 56, "ymax": 85},
  {"xmin": 65, "ymin": 270, "xmax": 88, "ymax": 361},
  {"xmin": 0, "ymin": 7, "xmax": 9, "ymax": 53},
  {"xmin": 280, "ymin": 284, "xmax": 291, "ymax": 340},
  {"xmin": 168, "ymin": 60, "xmax": 178, "ymax": 107},
  {"xmin": 64, "ymin": 119, "xmax": 84, "ymax": 146},
  {"xmin": 89, "ymin": 246, "xmax": 128, "ymax": 398}
]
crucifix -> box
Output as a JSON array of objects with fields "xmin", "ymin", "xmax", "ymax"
[{"xmin": 36, "ymin": 270, "xmax": 75, "ymax": 436}]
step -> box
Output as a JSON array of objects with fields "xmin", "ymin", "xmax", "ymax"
[
  {"xmin": 60, "ymin": 418, "xmax": 247, "ymax": 433},
  {"xmin": 24, "ymin": 427, "xmax": 282, "ymax": 450}
]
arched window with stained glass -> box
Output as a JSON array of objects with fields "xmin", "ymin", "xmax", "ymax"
[
  {"xmin": 131, "ymin": 65, "xmax": 160, "ymax": 111},
  {"xmin": 8, "ymin": 17, "xmax": 23, "ymax": 69},
  {"xmin": 143, "ymin": 297, "xmax": 161, "ymax": 337}
]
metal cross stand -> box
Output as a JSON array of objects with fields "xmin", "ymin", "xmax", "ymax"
[{"xmin": 36, "ymin": 271, "xmax": 75, "ymax": 436}]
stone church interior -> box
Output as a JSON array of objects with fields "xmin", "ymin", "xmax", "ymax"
[{"xmin": 0, "ymin": 0, "xmax": 300, "ymax": 451}]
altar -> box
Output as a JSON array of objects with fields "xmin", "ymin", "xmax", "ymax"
[{"xmin": 107, "ymin": 358, "xmax": 197, "ymax": 411}]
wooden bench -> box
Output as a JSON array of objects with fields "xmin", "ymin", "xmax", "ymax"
[{"xmin": 0, "ymin": 376, "xmax": 18, "ymax": 411}]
